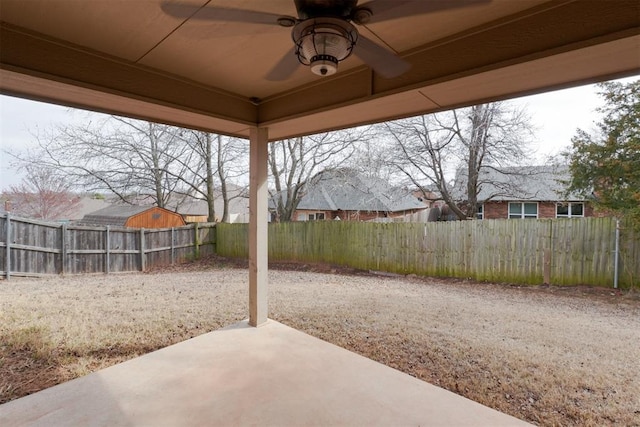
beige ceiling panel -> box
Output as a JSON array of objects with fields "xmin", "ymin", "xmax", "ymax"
[
  {"xmin": 0, "ymin": 0, "xmax": 190, "ymax": 62},
  {"xmin": 359, "ymin": 0, "xmax": 545, "ymax": 53},
  {"xmin": 139, "ymin": 20, "xmax": 313, "ymax": 98}
]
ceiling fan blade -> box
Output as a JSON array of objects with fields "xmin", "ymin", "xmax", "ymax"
[
  {"xmin": 361, "ymin": 0, "xmax": 492, "ymax": 24},
  {"xmin": 353, "ymin": 35, "xmax": 410, "ymax": 78},
  {"xmin": 265, "ymin": 47, "xmax": 301, "ymax": 81},
  {"xmin": 161, "ymin": 2, "xmax": 287, "ymax": 25}
]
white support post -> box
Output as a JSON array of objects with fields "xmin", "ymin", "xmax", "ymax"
[{"xmin": 249, "ymin": 127, "xmax": 269, "ymax": 327}]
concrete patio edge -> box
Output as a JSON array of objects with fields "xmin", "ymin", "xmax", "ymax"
[{"xmin": 0, "ymin": 319, "xmax": 532, "ymax": 426}]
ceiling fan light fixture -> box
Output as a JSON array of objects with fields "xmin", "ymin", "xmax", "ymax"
[{"xmin": 292, "ymin": 18, "xmax": 357, "ymax": 76}]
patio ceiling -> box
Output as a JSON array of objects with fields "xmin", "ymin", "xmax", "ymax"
[{"xmin": 1, "ymin": 0, "xmax": 639, "ymax": 141}]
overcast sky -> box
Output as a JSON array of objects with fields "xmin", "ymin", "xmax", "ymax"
[{"xmin": 0, "ymin": 76, "xmax": 637, "ymax": 191}]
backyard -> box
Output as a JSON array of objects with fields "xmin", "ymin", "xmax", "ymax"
[{"xmin": 1, "ymin": 257, "xmax": 639, "ymax": 426}]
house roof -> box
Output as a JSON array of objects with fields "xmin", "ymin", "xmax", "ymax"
[
  {"xmin": 171, "ymin": 197, "xmax": 250, "ymax": 222},
  {"xmin": 1, "ymin": 1, "xmax": 638, "ymax": 141},
  {"xmin": 70, "ymin": 197, "xmax": 112, "ymax": 221},
  {"xmin": 166, "ymin": 185, "xmax": 249, "ymax": 218},
  {"xmin": 289, "ymin": 169, "xmax": 426, "ymax": 213},
  {"xmin": 452, "ymin": 165, "xmax": 582, "ymax": 203}
]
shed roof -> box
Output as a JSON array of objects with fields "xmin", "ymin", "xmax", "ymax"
[{"xmin": 79, "ymin": 205, "xmax": 158, "ymax": 226}]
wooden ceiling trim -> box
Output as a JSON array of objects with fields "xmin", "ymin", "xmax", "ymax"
[
  {"xmin": 0, "ymin": 23, "xmax": 258, "ymax": 126},
  {"xmin": 375, "ymin": 0, "xmax": 640, "ymax": 93},
  {"xmin": 264, "ymin": 90, "xmax": 438, "ymax": 141},
  {"xmin": 423, "ymin": 37, "xmax": 640, "ymax": 109},
  {"xmin": 0, "ymin": 68, "xmax": 254, "ymax": 138},
  {"xmin": 257, "ymin": 70, "xmax": 373, "ymax": 124},
  {"xmin": 258, "ymin": 0, "xmax": 639, "ymax": 125},
  {"xmin": 264, "ymin": 35, "xmax": 640, "ymax": 141}
]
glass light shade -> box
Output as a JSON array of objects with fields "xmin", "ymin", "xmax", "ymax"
[
  {"xmin": 298, "ymin": 28, "xmax": 352, "ymax": 63},
  {"xmin": 292, "ymin": 18, "xmax": 357, "ymax": 76}
]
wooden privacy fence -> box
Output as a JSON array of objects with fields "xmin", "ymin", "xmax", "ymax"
[
  {"xmin": 0, "ymin": 213, "xmax": 216, "ymax": 278},
  {"xmin": 217, "ymin": 218, "xmax": 639, "ymax": 287}
]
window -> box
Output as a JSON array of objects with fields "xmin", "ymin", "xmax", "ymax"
[
  {"xmin": 556, "ymin": 202, "xmax": 584, "ymax": 218},
  {"xmin": 476, "ymin": 204, "xmax": 484, "ymax": 220},
  {"xmin": 307, "ymin": 212, "xmax": 325, "ymax": 221},
  {"xmin": 508, "ymin": 202, "xmax": 538, "ymax": 219}
]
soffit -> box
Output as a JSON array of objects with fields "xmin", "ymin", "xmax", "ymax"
[{"xmin": 1, "ymin": 0, "xmax": 638, "ymax": 140}]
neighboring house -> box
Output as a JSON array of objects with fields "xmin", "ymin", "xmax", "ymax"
[
  {"xmin": 1, "ymin": 193, "xmax": 111, "ymax": 223},
  {"xmin": 67, "ymin": 195, "xmax": 112, "ymax": 222},
  {"xmin": 78, "ymin": 205, "xmax": 186, "ymax": 228},
  {"xmin": 451, "ymin": 165, "xmax": 598, "ymax": 220},
  {"xmin": 171, "ymin": 196, "xmax": 250, "ymax": 224},
  {"xmin": 167, "ymin": 185, "xmax": 250, "ymax": 223},
  {"xmin": 272, "ymin": 169, "xmax": 427, "ymax": 222},
  {"xmin": 412, "ymin": 186, "xmax": 445, "ymax": 209}
]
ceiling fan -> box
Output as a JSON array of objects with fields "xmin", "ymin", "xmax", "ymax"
[{"xmin": 161, "ymin": 0, "xmax": 490, "ymax": 80}]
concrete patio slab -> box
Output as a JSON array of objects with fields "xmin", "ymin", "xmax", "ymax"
[{"xmin": 0, "ymin": 320, "xmax": 531, "ymax": 426}]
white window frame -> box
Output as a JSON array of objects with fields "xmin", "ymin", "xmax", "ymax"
[
  {"xmin": 508, "ymin": 202, "xmax": 538, "ymax": 219},
  {"xmin": 556, "ymin": 202, "xmax": 584, "ymax": 218},
  {"xmin": 307, "ymin": 212, "xmax": 326, "ymax": 221},
  {"xmin": 476, "ymin": 204, "xmax": 484, "ymax": 220}
]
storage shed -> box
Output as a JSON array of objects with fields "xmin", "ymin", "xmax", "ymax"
[{"xmin": 79, "ymin": 205, "xmax": 186, "ymax": 228}]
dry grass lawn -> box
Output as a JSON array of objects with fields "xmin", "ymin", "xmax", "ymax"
[{"xmin": 1, "ymin": 258, "xmax": 639, "ymax": 426}]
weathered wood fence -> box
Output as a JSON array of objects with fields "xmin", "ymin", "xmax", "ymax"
[
  {"xmin": 4, "ymin": 214, "xmax": 638, "ymax": 287},
  {"xmin": 217, "ymin": 218, "xmax": 639, "ymax": 287},
  {"xmin": 0, "ymin": 213, "xmax": 216, "ymax": 278}
]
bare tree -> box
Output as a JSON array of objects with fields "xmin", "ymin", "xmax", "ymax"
[
  {"xmin": 8, "ymin": 114, "xmax": 252, "ymax": 222},
  {"xmin": 27, "ymin": 116, "xmax": 192, "ymax": 208},
  {"xmin": 268, "ymin": 129, "xmax": 368, "ymax": 222},
  {"xmin": 4, "ymin": 163, "xmax": 80, "ymax": 220},
  {"xmin": 167, "ymin": 131, "xmax": 248, "ymax": 222},
  {"xmin": 384, "ymin": 102, "xmax": 535, "ymax": 219},
  {"xmin": 345, "ymin": 136, "xmax": 400, "ymax": 182}
]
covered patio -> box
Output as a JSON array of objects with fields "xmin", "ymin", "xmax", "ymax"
[
  {"xmin": 0, "ymin": 320, "xmax": 530, "ymax": 426},
  {"xmin": 1, "ymin": 0, "xmax": 638, "ymax": 424}
]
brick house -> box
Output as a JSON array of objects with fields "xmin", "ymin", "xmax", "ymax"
[
  {"xmin": 270, "ymin": 169, "xmax": 427, "ymax": 222},
  {"xmin": 452, "ymin": 165, "xmax": 598, "ymax": 220}
]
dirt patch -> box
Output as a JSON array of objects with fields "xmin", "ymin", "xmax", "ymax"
[{"xmin": 1, "ymin": 258, "xmax": 639, "ymax": 426}]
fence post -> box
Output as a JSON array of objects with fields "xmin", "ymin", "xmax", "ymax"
[
  {"xmin": 5, "ymin": 213, "xmax": 11, "ymax": 280},
  {"xmin": 194, "ymin": 222, "xmax": 200, "ymax": 259},
  {"xmin": 105, "ymin": 226, "xmax": 111, "ymax": 274},
  {"xmin": 171, "ymin": 227, "xmax": 176, "ymax": 265},
  {"xmin": 140, "ymin": 228, "xmax": 146, "ymax": 272},
  {"xmin": 614, "ymin": 218, "xmax": 620, "ymax": 289},
  {"xmin": 60, "ymin": 223, "xmax": 67, "ymax": 275},
  {"xmin": 543, "ymin": 220, "xmax": 552, "ymax": 284}
]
